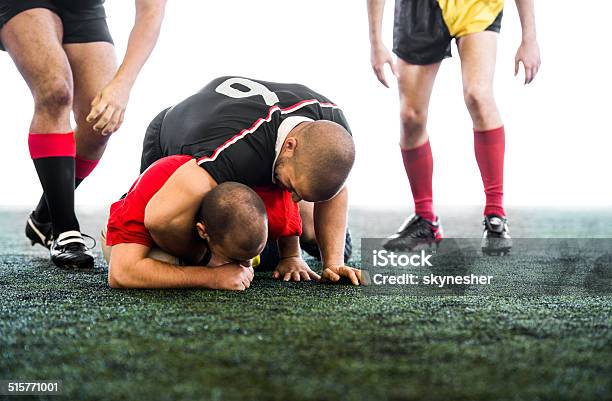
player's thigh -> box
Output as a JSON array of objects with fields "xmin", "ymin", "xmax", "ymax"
[
  {"xmin": 396, "ymin": 58, "xmax": 441, "ymax": 115},
  {"xmin": 63, "ymin": 42, "xmax": 117, "ymax": 126},
  {"xmin": 457, "ymin": 31, "xmax": 498, "ymax": 94},
  {"xmin": 0, "ymin": 8, "xmax": 73, "ymax": 101}
]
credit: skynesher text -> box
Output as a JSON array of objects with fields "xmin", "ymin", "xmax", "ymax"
[{"xmin": 372, "ymin": 274, "xmax": 494, "ymax": 287}]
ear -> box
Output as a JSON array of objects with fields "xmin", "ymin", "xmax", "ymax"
[
  {"xmin": 282, "ymin": 136, "xmax": 298, "ymax": 157},
  {"xmin": 195, "ymin": 222, "xmax": 208, "ymax": 240}
]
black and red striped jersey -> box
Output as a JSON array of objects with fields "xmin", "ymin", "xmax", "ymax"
[{"xmin": 158, "ymin": 76, "xmax": 351, "ymax": 187}]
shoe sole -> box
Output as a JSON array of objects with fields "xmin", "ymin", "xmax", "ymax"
[
  {"xmin": 52, "ymin": 261, "xmax": 95, "ymax": 270},
  {"xmin": 51, "ymin": 254, "xmax": 95, "ymax": 270}
]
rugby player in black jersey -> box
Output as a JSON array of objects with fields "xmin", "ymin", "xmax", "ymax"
[
  {"xmin": 141, "ymin": 76, "xmax": 363, "ymax": 285},
  {"xmin": 1, "ymin": 0, "xmax": 166, "ymax": 268}
]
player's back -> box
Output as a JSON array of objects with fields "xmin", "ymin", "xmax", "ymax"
[{"xmin": 159, "ymin": 76, "xmax": 338, "ymax": 155}]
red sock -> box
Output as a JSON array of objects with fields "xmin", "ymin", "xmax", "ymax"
[
  {"xmin": 28, "ymin": 132, "xmax": 76, "ymax": 159},
  {"xmin": 75, "ymin": 156, "xmax": 99, "ymax": 180},
  {"xmin": 401, "ymin": 141, "xmax": 435, "ymax": 222},
  {"xmin": 474, "ymin": 126, "xmax": 506, "ymax": 217}
]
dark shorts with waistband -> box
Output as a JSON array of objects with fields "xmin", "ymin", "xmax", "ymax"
[
  {"xmin": 393, "ymin": 0, "xmax": 503, "ymax": 65},
  {"xmin": 0, "ymin": 0, "xmax": 113, "ymax": 51},
  {"xmin": 140, "ymin": 107, "xmax": 172, "ymax": 173}
]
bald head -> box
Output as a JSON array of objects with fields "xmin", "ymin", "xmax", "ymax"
[
  {"xmin": 292, "ymin": 120, "xmax": 355, "ymax": 201},
  {"xmin": 198, "ymin": 182, "xmax": 268, "ymax": 258}
]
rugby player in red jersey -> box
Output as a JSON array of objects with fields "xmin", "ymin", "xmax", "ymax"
[{"xmin": 102, "ymin": 155, "xmax": 310, "ymax": 290}]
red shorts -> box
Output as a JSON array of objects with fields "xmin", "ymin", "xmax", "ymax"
[{"xmin": 106, "ymin": 155, "xmax": 301, "ymax": 247}]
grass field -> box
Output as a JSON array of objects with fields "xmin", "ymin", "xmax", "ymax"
[{"xmin": 1, "ymin": 207, "xmax": 611, "ymax": 401}]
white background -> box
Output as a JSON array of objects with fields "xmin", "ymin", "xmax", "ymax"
[{"xmin": 0, "ymin": 0, "xmax": 610, "ymax": 208}]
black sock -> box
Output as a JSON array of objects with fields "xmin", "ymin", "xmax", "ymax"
[
  {"xmin": 32, "ymin": 157, "xmax": 80, "ymax": 236},
  {"xmin": 33, "ymin": 177, "xmax": 84, "ymax": 224}
]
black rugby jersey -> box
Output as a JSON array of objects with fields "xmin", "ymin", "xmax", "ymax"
[{"xmin": 158, "ymin": 76, "xmax": 351, "ymax": 187}]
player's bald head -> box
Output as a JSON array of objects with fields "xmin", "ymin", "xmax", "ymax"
[
  {"xmin": 198, "ymin": 182, "xmax": 268, "ymax": 259},
  {"xmin": 293, "ymin": 120, "xmax": 355, "ymax": 201}
]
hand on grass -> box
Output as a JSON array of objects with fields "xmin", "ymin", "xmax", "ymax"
[
  {"xmin": 272, "ymin": 256, "xmax": 320, "ymax": 282},
  {"xmin": 321, "ymin": 264, "xmax": 363, "ymax": 286},
  {"xmin": 212, "ymin": 264, "xmax": 254, "ymax": 291}
]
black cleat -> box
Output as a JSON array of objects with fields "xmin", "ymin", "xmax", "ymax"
[
  {"xmin": 50, "ymin": 230, "xmax": 95, "ymax": 269},
  {"xmin": 300, "ymin": 229, "xmax": 353, "ymax": 263},
  {"xmin": 382, "ymin": 214, "xmax": 443, "ymax": 251},
  {"xmin": 25, "ymin": 212, "xmax": 53, "ymax": 249},
  {"xmin": 481, "ymin": 215, "xmax": 512, "ymax": 256}
]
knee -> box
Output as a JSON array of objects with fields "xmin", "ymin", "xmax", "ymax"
[
  {"xmin": 399, "ymin": 107, "xmax": 428, "ymax": 138},
  {"xmin": 34, "ymin": 78, "xmax": 73, "ymax": 114},
  {"xmin": 463, "ymin": 85, "xmax": 494, "ymax": 115}
]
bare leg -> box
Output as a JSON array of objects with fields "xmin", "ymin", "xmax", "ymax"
[
  {"xmin": 458, "ymin": 31, "xmax": 502, "ymax": 130},
  {"xmin": 396, "ymin": 59, "xmax": 441, "ymax": 150},
  {"xmin": 0, "ymin": 9, "xmax": 72, "ymax": 133},
  {"xmin": 30, "ymin": 42, "xmax": 118, "ymax": 225},
  {"xmin": 64, "ymin": 42, "xmax": 118, "ymax": 161},
  {"xmin": 394, "ymin": 59, "xmax": 441, "ymax": 223},
  {"xmin": 458, "ymin": 32, "xmax": 506, "ymax": 218},
  {"xmin": 1, "ymin": 9, "xmax": 82, "ymax": 238}
]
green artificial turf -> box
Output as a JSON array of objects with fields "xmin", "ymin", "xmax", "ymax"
[{"xmin": 1, "ymin": 207, "xmax": 611, "ymax": 401}]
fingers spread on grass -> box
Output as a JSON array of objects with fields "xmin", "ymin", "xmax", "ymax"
[
  {"xmin": 308, "ymin": 269, "xmax": 321, "ymax": 281},
  {"xmin": 340, "ymin": 266, "xmax": 360, "ymax": 286},
  {"xmin": 322, "ymin": 268, "xmax": 340, "ymax": 282}
]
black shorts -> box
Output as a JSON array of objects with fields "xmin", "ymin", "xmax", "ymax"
[
  {"xmin": 0, "ymin": 0, "xmax": 113, "ymax": 51},
  {"xmin": 393, "ymin": 0, "xmax": 503, "ymax": 65},
  {"xmin": 140, "ymin": 107, "xmax": 171, "ymax": 173}
]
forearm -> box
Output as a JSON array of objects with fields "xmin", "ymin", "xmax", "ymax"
[
  {"xmin": 314, "ymin": 187, "xmax": 349, "ymax": 267},
  {"xmin": 367, "ymin": 0, "xmax": 387, "ymax": 45},
  {"xmin": 111, "ymin": 258, "xmax": 215, "ymax": 289},
  {"xmin": 278, "ymin": 236, "xmax": 301, "ymax": 259},
  {"xmin": 114, "ymin": 0, "xmax": 166, "ymax": 86},
  {"xmin": 514, "ymin": 0, "xmax": 537, "ymax": 41}
]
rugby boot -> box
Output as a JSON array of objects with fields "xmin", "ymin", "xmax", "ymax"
[
  {"xmin": 50, "ymin": 230, "xmax": 95, "ymax": 269},
  {"xmin": 481, "ymin": 215, "xmax": 512, "ymax": 256},
  {"xmin": 382, "ymin": 214, "xmax": 443, "ymax": 251},
  {"xmin": 25, "ymin": 211, "xmax": 53, "ymax": 249}
]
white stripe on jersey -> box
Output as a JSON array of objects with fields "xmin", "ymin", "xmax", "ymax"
[{"xmin": 197, "ymin": 99, "xmax": 339, "ymax": 165}]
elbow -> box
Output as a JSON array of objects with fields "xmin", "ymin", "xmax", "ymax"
[
  {"xmin": 108, "ymin": 263, "xmax": 130, "ymax": 289},
  {"xmin": 138, "ymin": 1, "xmax": 167, "ymax": 26}
]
